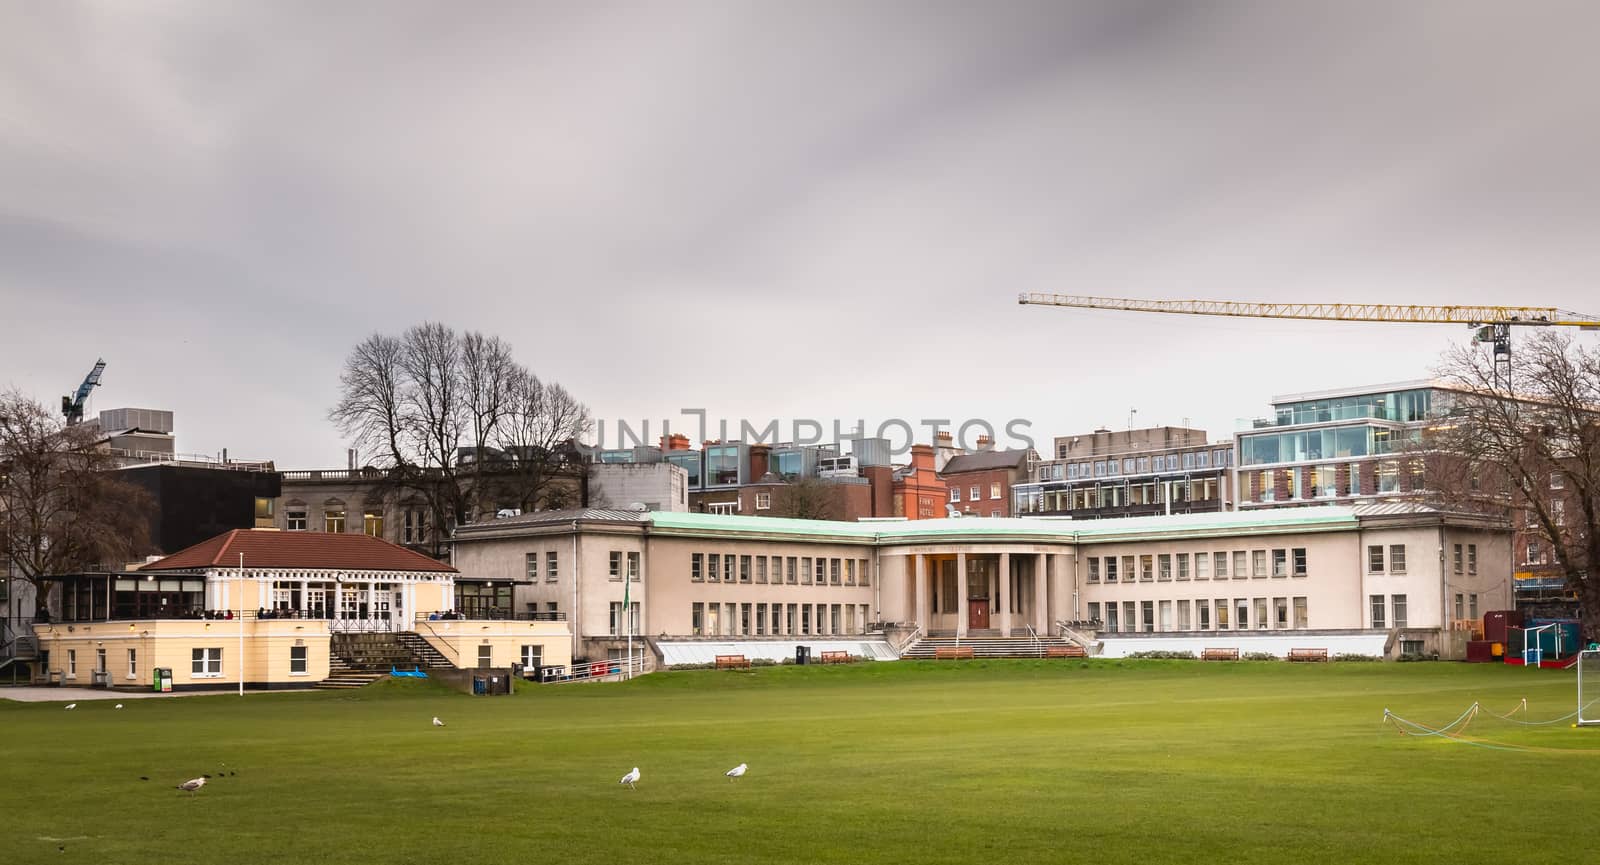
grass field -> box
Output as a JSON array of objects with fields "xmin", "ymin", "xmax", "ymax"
[{"xmin": 3, "ymin": 660, "xmax": 1597, "ymax": 865}]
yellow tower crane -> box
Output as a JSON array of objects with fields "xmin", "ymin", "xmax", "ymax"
[{"xmin": 1017, "ymin": 293, "xmax": 1600, "ymax": 388}]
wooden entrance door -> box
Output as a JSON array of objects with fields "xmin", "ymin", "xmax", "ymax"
[{"xmin": 968, "ymin": 599, "xmax": 990, "ymax": 630}]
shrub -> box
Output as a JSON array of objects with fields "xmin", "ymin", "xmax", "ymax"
[
  {"xmin": 1126, "ymin": 650, "xmax": 1198, "ymax": 660},
  {"xmin": 1333, "ymin": 653, "xmax": 1382, "ymax": 662},
  {"xmin": 1397, "ymin": 652, "xmax": 1439, "ymax": 662},
  {"xmin": 750, "ymin": 658, "xmax": 779, "ymax": 667},
  {"xmin": 1241, "ymin": 652, "xmax": 1279, "ymax": 662}
]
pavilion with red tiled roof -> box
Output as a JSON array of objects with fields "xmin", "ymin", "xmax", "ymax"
[{"xmin": 141, "ymin": 529, "xmax": 456, "ymax": 574}]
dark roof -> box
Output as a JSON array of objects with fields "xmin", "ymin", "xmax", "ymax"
[
  {"xmin": 940, "ymin": 449, "xmax": 1030, "ymax": 475},
  {"xmin": 141, "ymin": 529, "xmax": 456, "ymax": 573}
]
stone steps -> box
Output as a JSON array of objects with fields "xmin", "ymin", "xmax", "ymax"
[{"xmin": 901, "ymin": 635, "xmax": 1073, "ymax": 660}]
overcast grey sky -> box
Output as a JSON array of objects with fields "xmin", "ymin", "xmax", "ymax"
[{"xmin": 4, "ymin": 1, "xmax": 1599, "ymax": 467}]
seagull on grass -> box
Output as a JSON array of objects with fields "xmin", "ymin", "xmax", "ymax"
[
  {"xmin": 64, "ymin": 704, "xmax": 76, "ymax": 710},
  {"xmin": 115, "ymin": 704, "xmax": 124, "ymax": 709},
  {"xmin": 725, "ymin": 763, "xmax": 747, "ymax": 781},
  {"xmin": 432, "ymin": 716, "xmax": 445, "ymax": 727},
  {"xmin": 177, "ymin": 777, "xmax": 206, "ymax": 796},
  {"xmin": 620, "ymin": 767, "xmax": 640, "ymax": 789}
]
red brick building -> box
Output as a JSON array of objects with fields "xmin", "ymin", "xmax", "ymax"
[{"xmin": 939, "ymin": 449, "xmax": 1031, "ymax": 518}]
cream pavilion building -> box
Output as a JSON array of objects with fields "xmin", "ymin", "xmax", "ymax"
[
  {"xmin": 451, "ymin": 505, "xmax": 1511, "ymax": 663},
  {"xmin": 34, "ymin": 529, "xmax": 570, "ymax": 691}
]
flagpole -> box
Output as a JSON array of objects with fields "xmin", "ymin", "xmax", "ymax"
[{"xmin": 237, "ymin": 552, "xmax": 245, "ymax": 697}]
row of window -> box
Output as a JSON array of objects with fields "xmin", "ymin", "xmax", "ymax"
[
  {"xmin": 1367, "ymin": 545, "xmax": 1407, "ymax": 574},
  {"xmin": 1450, "ymin": 543, "xmax": 1479, "ymax": 576},
  {"xmin": 1045, "ymin": 448, "xmax": 1232, "ymax": 478},
  {"xmin": 607, "ymin": 551, "xmax": 642, "ymax": 582},
  {"xmin": 689, "ymin": 553, "xmax": 871, "ymax": 587},
  {"xmin": 284, "ymin": 507, "xmax": 432, "ymax": 542},
  {"xmin": 1013, "ymin": 477, "xmax": 1223, "ymax": 514},
  {"xmin": 950, "ymin": 482, "xmax": 1004, "ymax": 503},
  {"xmin": 526, "ymin": 551, "xmax": 561, "ymax": 582},
  {"xmin": 1086, "ymin": 549, "xmax": 1308, "ymax": 584},
  {"xmin": 690, "ymin": 601, "xmax": 872, "ymax": 637},
  {"xmin": 1370, "ymin": 594, "xmax": 1407, "ymax": 629},
  {"xmin": 1087, "ymin": 596, "xmax": 1309, "ymax": 632}
]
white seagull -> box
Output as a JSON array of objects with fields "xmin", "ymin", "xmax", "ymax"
[
  {"xmin": 115, "ymin": 704, "xmax": 124, "ymax": 710},
  {"xmin": 64, "ymin": 703, "xmax": 77, "ymax": 710},
  {"xmin": 177, "ymin": 777, "xmax": 206, "ymax": 796},
  {"xmin": 620, "ymin": 767, "xmax": 640, "ymax": 789},
  {"xmin": 432, "ymin": 717, "xmax": 445, "ymax": 727},
  {"xmin": 725, "ymin": 763, "xmax": 747, "ymax": 781}
]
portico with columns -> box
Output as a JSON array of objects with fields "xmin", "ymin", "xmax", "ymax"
[{"xmin": 881, "ymin": 545, "xmax": 1070, "ymax": 636}]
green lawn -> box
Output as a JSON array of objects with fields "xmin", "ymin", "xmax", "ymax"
[{"xmin": 3, "ymin": 660, "xmax": 1596, "ymax": 865}]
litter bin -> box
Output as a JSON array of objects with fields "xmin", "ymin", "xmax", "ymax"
[
  {"xmin": 472, "ymin": 676, "xmax": 487, "ymax": 695},
  {"xmin": 152, "ymin": 668, "xmax": 173, "ymax": 693},
  {"xmin": 796, "ymin": 646, "xmax": 811, "ymax": 665}
]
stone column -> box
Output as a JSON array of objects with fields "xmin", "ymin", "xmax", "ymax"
[
  {"xmin": 1035, "ymin": 553, "xmax": 1049, "ymax": 633},
  {"xmin": 914, "ymin": 555, "xmax": 928, "ymax": 632},
  {"xmin": 998, "ymin": 552, "xmax": 1012, "ymax": 636},
  {"xmin": 956, "ymin": 552, "xmax": 968, "ymax": 637}
]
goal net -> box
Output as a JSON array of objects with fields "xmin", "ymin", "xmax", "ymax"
[{"xmin": 1580, "ymin": 650, "xmax": 1600, "ymax": 727}]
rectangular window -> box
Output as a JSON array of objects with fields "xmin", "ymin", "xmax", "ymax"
[
  {"xmin": 741, "ymin": 603, "xmax": 751, "ymax": 636},
  {"xmin": 1467, "ymin": 544, "xmax": 1477, "ymax": 575},
  {"xmin": 127, "ymin": 648, "xmax": 137, "ymax": 679},
  {"xmin": 1088, "ymin": 557, "xmax": 1100, "ymax": 583},
  {"xmin": 1104, "ymin": 557, "xmax": 1118, "ymax": 583},
  {"xmin": 1453, "ymin": 544, "xmax": 1464, "ymax": 575},
  {"xmin": 1087, "ymin": 601, "xmax": 1101, "ymax": 623},
  {"xmin": 970, "ymin": 485, "xmax": 981, "ymax": 502},
  {"xmin": 1368, "ymin": 545, "xmax": 1384, "ymax": 573},
  {"xmin": 546, "ymin": 551, "xmax": 558, "ymax": 582},
  {"xmin": 1389, "ymin": 545, "xmax": 1406, "ymax": 574},
  {"xmin": 1252, "ymin": 550, "xmax": 1267, "ymax": 578},
  {"xmin": 1454, "ymin": 593, "xmax": 1465, "ymax": 621},
  {"xmin": 845, "ymin": 559, "xmax": 855, "ymax": 586},
  {"xmin": 324, "ymin": 510, "xmax": 346, "ymax": 533},
  {"xmin": 628, "ymin": 552, "xmax": 640, "ymax": 581},
  {"xmin": 609, "ymin": 551, "xmax": 623, "ymax": 581},
  {"xmin": 755, "ymin": 492, "xmax": 771, "ymax": 510},
  {"xmin": 1291, "ymin": 548, "xmax": 1307, "ymax": 577},
  {"xmin": 740, "ymin": 555, "xmax": 751, "ymax": 583},
  {"xmin": 815, "ymin": 558, "xmax": 826, "ymax": 588},
  {"xmin": 1214, "ymin": 599, "xmax": 1229, "ymax": 629},
  {"xmin": 802, "ymin": 605, "xmax": 812, "ymax": 635},
  {"xmin": 1214, "ymin": 552, "xmax": 1229, "ymax": 578},
  {"xmin": 363, "ymin": 510, "xmax": 383, "ymax": 537},
  {"xmin": 990, "ymin": 482, "xmax": 1002, "ymax": 500},
  {"xmin": 830, "ymin": 559, "xmax": 841, "ymax": 586},
  {"xmin": 1392, "ymin": 594, "xmax": 1408, "ymax": 628},
  {"xmin": 1139, "ymin": 555, "xmax": 1153, "ymax": 582},
  {"xmin": 859, "ymin": 558, "xmax": 871, "ymax": 587},
  {"xmin": 1255, "ymin": 598, "xmax": 1268, "ymax": 630},
  {"xmin": 725, "ymin": 556, "xmax": 735, "ymax": 583},
  {"xmin": 1176, "ymin": 553, "xmax": 1190, "ymax": 581},
  {"xmin": 1140, "ymin": 600, "xmax": 1155, "ymax": 633},
  {"xmin": 757, "ymin": 603, "xmax": 767, "ymax": 636},
  {"xmin": 1273, "ymin": 597, "xmax": 1288, "ymax": 629},
  {"xmin": 1177, "ymin": 599, "xmax": 1191, "ymax": 630},
  {"xmin": 1104, "ymin": 602, "xmax": 1118, "ymax": 631},
  {"xmin": 192, "ymin": 647, "xmax": 223, "ymax": 677},
  {"xmin": 477, "ymin": 645, "xmax": 493, "ymax": 668},
  {"xmin": 1159, "ymin": 600, "xmax": 1173, "ymax": 632},
  {"xmin": 756, "ymin": 557, "xmax": 768, "ymax": 584},
  {"xmin": 96, "ymin": 648, "xmax": 106, "ymax": 674},
  {"xmin": 290, "ymin": 645, "xmax": 307, "ymax": 675},
  {"xmin": 526, "ymin": 552, "xmax": 540, "ymax": 582},
  {"xmin": 1195, "ymin": 553, "xmax": 1209, "ymax": 580},
  {"xmin": 1371, "ymin": 594, "xmax": 1386, "ymax": 629},
  {"xmin": 1469, "ymin": 594, "xmax": 1479, "ymax": 619},
  {"xmin": 1123, "ymin": 601, "xmax": 1136, "ymax": 633},
  {"xmin": 950, "ymin": 488, "xmax": 960, "ymax": 502},
  {"xmin": 1122, "ymin": 556, "xmax": 1135, "ymax": 584},
  {"xmin": 1270, "ymin": 549, "xmax": 1286, "ymax": 577},
  {"xmin": 609, "ymin": 602, "xmax": 623, "ymax": 636},
  {"xmin": 787, "ymin": 557, "xmax": 798, "ymax": 584},
  {"xmin": 1233, "ymin": 551, "xmax": 1247, "ymax": 579},
  {"xmin": 801, "ymin": 558, "xmax": 812, "ymax": 585},
  {"xmin": 521, "ymin": 644, "xmax": 543, "ymax": 668},
  {"xmin": 708, "ymin": 553, "xmax": 721, "ymax": 583},
  {"xmin": 1293, "ymin": 596, "xmax": 1308, "ymax": 629},
  {"xmin": 691, "ymin": 553, "xmax": 704, "ymax": 582},
  {"xmin": 286, "ymin": 509, "xmax": 307, "ymax": 531},
  {"xmin": 692, "ymin": 602, "xmax": 704, "ymax": 636},
  {"xmin": 1158, "ymin": 554, "xmax": 1172, "ymax": 582}
]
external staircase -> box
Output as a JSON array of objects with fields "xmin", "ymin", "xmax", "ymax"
[
  {"xmin": 899, "ymin": 630, "xmax": 1075, "ymax": 660},
  {"xmin": 316, "ymin": 633, "xmax": 454, "ymax": 690}
]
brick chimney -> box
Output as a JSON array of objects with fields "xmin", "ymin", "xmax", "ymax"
[{"xmin": 660, "ymin": 433, "xmax": 691, "ymax": 451}]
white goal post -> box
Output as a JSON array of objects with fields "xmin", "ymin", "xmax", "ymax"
[{"xmin": 1580, "ymin": 650, "xmax": 1600, "ymax": 727}]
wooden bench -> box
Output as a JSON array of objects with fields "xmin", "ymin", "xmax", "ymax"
[
  {"xmin": 714, "ymin": 654, "xmax": 751, "ymax": 670},
  {"xmin": 1287, "ymin": 648, "xmax": 1329, "ymax": 662},
  {"xmin": 934, "ymin": 646, "xmax": 976, "ymax": 660},
  {"xmin": 1201, "ymin": 648, "xmax": 1240, "ymax": 661},
  {"xmin": 819, "ymin": 651, "xmax": 853, "ymax": 664},
  {"xmin": 1046, "ymin": 644, "xmax": 1088, "ymax": 658}
]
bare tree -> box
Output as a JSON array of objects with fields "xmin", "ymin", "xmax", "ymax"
[
  {"xmin": 330, "ymin": 325, "xmax": 590, "ymax": 549},
  {"xmin": 1429, "ymin": 331, "xmax": 1600, "ymax": 639},
  {"xmin": 772, "ymin": 477, "xmax": 844, "ymax": 521},
  {"xmin": 493, "ymin": 373, "xmax": 591, "ymax": 512},
  {"xmin": 0, "ymin": 391, "xmax": 153, "ymax": 618}
]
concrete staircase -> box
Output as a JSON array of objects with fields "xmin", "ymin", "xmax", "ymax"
[
  {"xmin": 900, "ymin": 632, "xmax": 1074, "ymax": 660},
  {"xmin": 394, "ymin": 632, "xmax": 454, "ymax": 669},
  {"xmin": 315, "ymin": 655, "xmax": 389, "ymax": 690}
]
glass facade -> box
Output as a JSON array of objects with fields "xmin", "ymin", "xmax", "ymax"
[
  {"xmin": 1237, "ymin": 424, "xmax": 1417, "ymax": 466},
  {"xmin": 1271, "ymin": 388, "xmax": 1435, "ymax": 427},
  {"xmin": 704, "ymin": 446, "xmax": 741, "ymax": 486},
  {"xmin": 664, "ymin": 452, "xmax": 701, "ymax": 486}
]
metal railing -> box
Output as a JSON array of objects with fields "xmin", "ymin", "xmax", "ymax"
[
  {"xmin": 409, "ymin": 620, "xmax": 464, "ymax": 667},
  {"xmin": 549, "ymin": 655, "xmax": 648, "ymax": 682},
  {"xmin": 1024, "ymin": 624, "xmax": 1044, "ymax": 658}
]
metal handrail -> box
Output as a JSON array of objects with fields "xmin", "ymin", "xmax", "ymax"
[
  {"xmin": 1024, "ymin": 624, "xmax": 1044, "ymax": 658},
  {"xmin": 410, "ymin": 619, "xmax": 464, "ymax": 667}
]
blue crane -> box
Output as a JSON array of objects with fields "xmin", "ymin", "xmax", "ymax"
[{"xmin": 61, "ymin": 359, "xmax": 107, "ymax": 425}]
